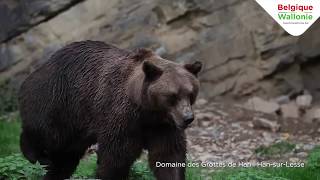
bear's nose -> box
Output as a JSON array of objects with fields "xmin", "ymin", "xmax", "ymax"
[{"xmin": 183, "ymin": 113, "xmax": 194, "ymax": 125}]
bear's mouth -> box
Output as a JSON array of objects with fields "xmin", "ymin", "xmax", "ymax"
[
  {"xmin": 167, "ymin": 114, "xmax": 190, "ymax": 130},
  {"xmin": 177, "ymin": 124, "xmax": 189, "ymax": 130}
]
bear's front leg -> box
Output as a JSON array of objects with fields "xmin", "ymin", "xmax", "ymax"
[
  {"xmin": 146, "ymin": 129, "xmax": 186, "ymax": 180},
  {"xmin": 96, "ymin": 135, "xmax": 143, "ymax": 180}
]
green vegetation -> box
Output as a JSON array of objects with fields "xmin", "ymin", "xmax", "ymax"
[
  {"xmin": 1, "ymin": 119, "xmax": 320, "ymax": 179},
  {"xmin": 255, "ymin": 141, "xmax": 296, "ymax": 158},
  {"xmin": 0, "ymin": 154, "xmax": 45, "ymax": 180},
  {"xmin": 129, "ymin": 160, "xmax": 154, "ymax": 180},
  {"xmin": 0, "ymin": 119, "xmax": 21, "ymax": 157},
  {"xmin": 307, "ymin": 146, "xmax": 320, "ymax": 170},
  {"xmin": 65, "ymin": 151, "xmax": 320, "ymax": 180},
  {"xmin": 72, "ymin": 154, "xmax": 97, "ymax": 178}
]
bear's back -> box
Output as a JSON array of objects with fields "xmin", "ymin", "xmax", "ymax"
[
  {"xmin": 19, "ymin": 41, "xmax": 137, "ymax": 131},
  {"xmin": 47, "ymin": 41, "xmax": 131, "ymax": 73}
]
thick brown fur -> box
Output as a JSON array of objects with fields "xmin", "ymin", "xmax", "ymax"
[{"xmin": 19, "ymin": 40, "xmax": 202, "ymax": 180}]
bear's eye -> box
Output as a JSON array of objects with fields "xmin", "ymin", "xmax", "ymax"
[
  {"xmin": 167, "ymin": 94, "xmax": 178, "ymax": 106},
  {"xmin": 190, "ymin": 94, "xmax": 196, "ymax": 105}
]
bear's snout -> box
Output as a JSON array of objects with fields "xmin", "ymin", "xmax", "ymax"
[
  {"xmin": 183, "ymin": 112, "xmax": 194, "ymax": 125},
  {"xmin": 174, "ymin": 99, "xmax": 195, "ymax": 128}
]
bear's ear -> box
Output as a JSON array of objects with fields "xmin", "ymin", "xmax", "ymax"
[
  {"xmin": 184, "ymin": 61, "xmax": 202, "ymax": 77},
  {"xmin": 143, "ymin": 61, "xmax": 163, "ymax": 81},
  {"xmin": 133, "ymin": 48, "xmax": 154, "ymax": 61}
]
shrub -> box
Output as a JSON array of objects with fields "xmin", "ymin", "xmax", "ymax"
[
  {"xmin": 307, "ymin": 146, "xmax": 320, "ymax": 170},
  {"xmin": 72, "ymin": 154, "xmax": 97, "ymax": 178},
  {"xmin": 129, "ymin": 160, "xmax": 154, "ymax": 180},
  {"xmin": 0, "ymin": 154, "xmax": 46, "ymax": 180},
  {"xmin": 73, "ymin": 154, "xmax": 155, "ymax": 179}
]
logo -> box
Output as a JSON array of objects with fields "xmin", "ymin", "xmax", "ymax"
[{"xmin": 255, "ymin": 0, "xmax": 320, "ymax": 36}]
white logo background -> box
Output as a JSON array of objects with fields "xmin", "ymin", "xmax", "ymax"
[{"xmin": 256, "ymin": 0, "xmax": 320, "ymax": 36}]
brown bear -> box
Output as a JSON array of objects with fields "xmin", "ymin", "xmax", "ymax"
[{"xmin": 19, "ymin": 40, "xmax": 202, "ymax": 180}]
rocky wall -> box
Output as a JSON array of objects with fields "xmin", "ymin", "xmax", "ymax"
[{"xmin": 1, "ymin": 0, "xmax": 320, "ymax": 102}]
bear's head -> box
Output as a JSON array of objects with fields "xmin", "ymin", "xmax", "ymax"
[{"xmin": 128, "ymin": 49, "xmax": 202, "ymax": 129}]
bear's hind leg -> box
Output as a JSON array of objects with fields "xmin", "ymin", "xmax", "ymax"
[
  {"xmin": 43, "ymin": 151, "xmax": 84, "ymax": 180},
  {"xmin": 20, "ymin": 131, "xmax": 40, "ymax": 164}
]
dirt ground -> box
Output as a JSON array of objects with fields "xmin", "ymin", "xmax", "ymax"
[{"xmin": 186, "ymin": 100, "xmax": 320, "ymax": 165}]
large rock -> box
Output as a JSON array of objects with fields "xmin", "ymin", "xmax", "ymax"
[
  {"xmin": 0, "ymin": 0, "xmax": 83, "ymax": 43},
  {"xmin": 280, "ymin": 103, "xmax": 300, "ymax": 119},
  {"xmin": 252, "ymin": 117, "xmax": 280, "ymax": 132},
  {"xmin": 296, "ymin": 94, "xmax": 313, "ymax": 109},
  {"xmin": 0, "ymin": 0, "xmax": 83, "ymax": 71},
  {"xmin": 245, "ymin": 97, "xmax": 280, "ymax": 114},
  {"xmin": 0, "ymin": 0, "xmax": 121, "ymax": 76}
]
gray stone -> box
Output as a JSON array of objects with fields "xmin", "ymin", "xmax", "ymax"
[
  {"xmin": 299, "ymin": 22, "xmax": 320, "ymax": 58},
  {"xmin": 252, "ymin": 117, "xmax": 280, "ymax": 132},
  {"xmin": 0, "ymin": 44, "xmax": 12, "ymax": 71},
  {"xmin": 274, "ymin": 95, "xmax": 290, "ymax": 105},
  {"xmin": 196, "ymin": 112, "xmax": 215, "ymax": 121},
  {"xmin": 303, "ymin": 144, "xmax": 315, "ymax": 151},
  {"xmin": 245, "ymin": 97, "xmax": 280, "ymax": 114},
  {"xmin": 280, "ymin": 103, "xmax": 300, "ymax": 118},
  {"xmin": 296, "ymin": 152, "xmax": 308, "ymax": 158},
  {"xmin": 195, "ymin": 99, "xmax": 208, "ymax": 106},
  {"xmin": 289, "ymin": 157, "xmax": 300, "ymax": 162},
  {"xmin": 305, "ymin": 107, "xmax": 320, "ymax": 122},
  {"xmin": 0, "ymin": 0, "xmax": 83, "ymax": 42},
  {"xmin": 296, "ymin": 94, "xmax": 313, "ymax": 109}
]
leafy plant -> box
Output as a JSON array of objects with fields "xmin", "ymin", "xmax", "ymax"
[
  {"xmin": 307, "ymin": 146, "xmax": 320, "ymax": 170},
  {"xmin": 73, "ymin": 154, "xmax": 155, "ymax": 179},
  {"xmin": 0, "ymin": 154, "xmax": 46, "ymax": 180},
  {"xmin": 129, "ymin": 160, "xmax": 154, "ymax": 180},
  {"xmin": 72, "ymin": 154, "xmax": 97, "ymax": 178}
]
